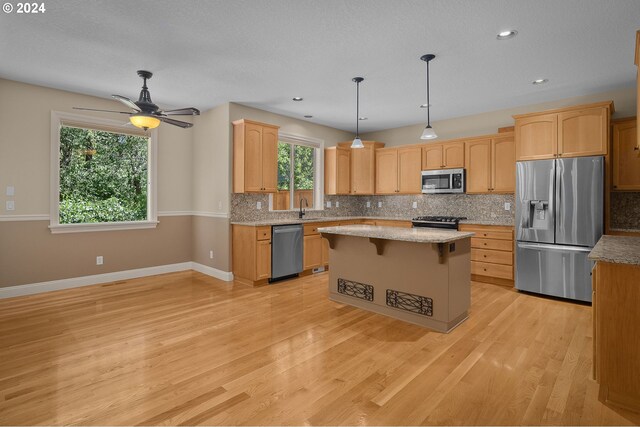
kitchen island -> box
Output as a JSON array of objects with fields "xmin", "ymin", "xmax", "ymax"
[{"xmin": 318, "ymin": 225, "xmax": 474, "ymax": 333}]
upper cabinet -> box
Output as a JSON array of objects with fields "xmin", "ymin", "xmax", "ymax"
[
  {"xmin": 612, "ymin": 118, "xmax": 640, "ymax": 191},
  {"xmin": 375, "ymin": 146, "xmax": 422, "ymax": 194},
  {"xmin": 465, "ymin": 133, "xmax": 515, "ymax": 194},
  {"xmin": 232, "ymin": 119, "xmax": 279, "ymax": 193},
  {"xmin": 514, "ymin": 102, "xmax": 613, "ymax": 161},
  {"xmin": 337, "ymin": 141, "xmax": 385, "ymax": 194},
  {"xmin": 421, "ymin": 141, "xmax": 465, "ymax": 170},
  {"xmin": 325, "ymin": 146, "xmax": 350, "ymax": 195}
]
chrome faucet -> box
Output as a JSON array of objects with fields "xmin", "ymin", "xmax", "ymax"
[{"xmin": 299, "ymin": 197, "xmax": 309, "ymax": 219}]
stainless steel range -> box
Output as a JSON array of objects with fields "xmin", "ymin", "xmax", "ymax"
[{"xmin": 411, "ymin": 216, "xmax": 467, "ymax": 230}]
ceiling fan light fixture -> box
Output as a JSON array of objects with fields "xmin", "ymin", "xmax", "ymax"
[
  {"xmin": 130, "ymin": 114, "xmax": 160, "ymax": 130},
  {"xmin": 351, "ymin": 77, "xmax": 365, "ymax": 149}
]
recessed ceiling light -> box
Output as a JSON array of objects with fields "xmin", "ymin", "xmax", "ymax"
[
  {"xmin": 419, "ymin": 103, "xmax": 431, "ymax": 108},
  {"xmin": 292, "ymin": 97, "xmax": 303, "ymax": 101},
  {"xmin": 358, "ymin": 117, "xmax": 368, "ymax": 121},
  {"xmin": 497, "ymin": 30, "xmax": 518, "ymax": 40},
  {"xmin": 532, "ymin": 78, "xmax": 549, "ymax": 85},
  {"xmin": 304, "ymin": 115, "xmax": 313, "ymax": 119}
]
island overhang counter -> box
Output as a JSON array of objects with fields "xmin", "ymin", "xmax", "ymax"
[{"xmin": 318, "ymin": 225, "xmax": 475, "ymax": 333}]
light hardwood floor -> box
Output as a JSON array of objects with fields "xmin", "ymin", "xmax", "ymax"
[{"xmin": 1, "ymin": 271, "xmax": 639, "ymax": 425}]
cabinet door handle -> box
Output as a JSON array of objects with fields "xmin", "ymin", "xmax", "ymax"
[
  {"xmin": 634, "ymin": 146, "xmax": 639, "ymax": 151},
  {"xmin": 613, "ymin": 185, "xmax": 617, "ymax": 189}
]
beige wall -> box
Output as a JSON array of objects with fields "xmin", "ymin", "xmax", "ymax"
[
  {"xmin": 0, "ymin": 79, "xmax": 194, "ymax": 287},
  {"xmin": 0, "ymin": 216, "xmax": 192, "ymax": 287},
  {"xmin": 191, "ymin": 216, "xmax": 230, "ymax": 271},
  {"xmin": 0, "ymin": 78, "xmax": 193, "ymax": 215},
  {"xmin": 361, "ymin": 86, "xmax": 637, "ymax": 146}
]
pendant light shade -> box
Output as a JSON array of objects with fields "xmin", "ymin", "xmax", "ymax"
[
  {"xmin": 351, "ymin": 77, "xmax": 365, "ymax": 149},
  {"xmin": 419, "ymin": 54, "xmax": 437, "ymax": 141}
]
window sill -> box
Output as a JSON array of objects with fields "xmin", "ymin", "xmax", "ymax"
[{"xmin": 49, "ymin": 220, "xmax": 159, "ymax": 234}]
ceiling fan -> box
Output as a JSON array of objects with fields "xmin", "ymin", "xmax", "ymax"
[{"xmin": 74, "ymin": 70, "xmax": 200, "ymax": 130}]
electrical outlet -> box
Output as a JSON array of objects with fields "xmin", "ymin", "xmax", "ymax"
[
  {"xmin": 412, "ymin": 201, "xmax": 417, "ymax": 209},
  {"xmin": 366, "ymin": 201, "xmax": 371, "ymax": 208},
  {"xmin": 96, "ymin": 256, "xmax": 103, "ymax": 265},
  {"xmin": 6, "ymin": 186, "xmax": 14, "ymax": 196},
  {"xmin": 326, "ymin": 201, "xmax": 331, "ymax": 208},
  {"xmin": 218, "ymin": 201, "xmax": 223, "ymax": 210},
  {"xmin": 336, "ymin": 201, "xmax": 340, "ymax": 208},
  {"xmin": 256, "ymin": 201, "xmax": 262, "ymax": 210},
  {"xmin": 5, "ymin": 201, "xmax": 15, "ymax": 211},
  {"xmin": 377, "ymin": 201, "xmax": 382, "ymax": 208},
  {"xmin": 504, "ymin": 202, "xmax": 511, "ymax": 211},
  {"xmin": 209, "ymin": 250, "xmax": 214, "ymax": 259}
]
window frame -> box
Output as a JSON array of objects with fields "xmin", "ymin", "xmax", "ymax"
[
  {"xmin": 49, "ymin": 111, "xmax": 158, "ymax": 234},
  {"xmin": 270, "ymin": 132, "xmax": 324, "ymax": 212}
]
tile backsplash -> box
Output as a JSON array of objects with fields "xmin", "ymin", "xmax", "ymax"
[
  {"xmin": 610, "ymin": 192, "xmax": 640, "ymax": 230},
  {"xmin": 231, "ymin": 193, "xmax": 515, "ymax": 224}
]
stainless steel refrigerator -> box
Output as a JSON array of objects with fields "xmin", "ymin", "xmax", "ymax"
[{"xmin": 515, "ymin": 156, "xmax": 603, "ymax": 302}]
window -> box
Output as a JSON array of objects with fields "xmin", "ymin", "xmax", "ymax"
[
  {"xmin": 50, "ymin": 111, "xmax": 157, "ymax": 233},
  {"xmin": 272, "ymin": 133, "xmax": 323, "ymax": 211}
]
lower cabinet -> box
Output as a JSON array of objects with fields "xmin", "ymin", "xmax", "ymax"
[
  {"xmin": 459, "ymin": 224, "xmax": 514, "ymax": 286},
  {"xmin": 303, "ymin": 234, "xmax": 322, "ymax": 270},
  {"xmin": 592, "ymin": 261, "xmax": 640, "ymax": 413},
  {"xmin": 232, "ymin": 225, "xmax": 272, "ymax": 286}
]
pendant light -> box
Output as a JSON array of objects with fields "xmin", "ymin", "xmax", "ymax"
[
  {"xmin": 420, "ymin": 54, "xmax": 437, "ymax": 140},
  {"xmin": 351, "ymin": 77, "xmax": 365, "ymax": 148}
]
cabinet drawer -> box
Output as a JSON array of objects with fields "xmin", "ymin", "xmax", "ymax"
[
  {"xmin": 256, "ymin": 226, "xmax": 271, "ymax": 241},
  {"xmin": 471, "ymin": 261, "xmax": 513, "ymax": 279},
  {"xmin": 471, "ymin": 248, "xmax": 513, "ymax": 265},
  {"xmin": 469, "ymin": 230, "xmax": 512, "ymax": 240},
  {"xmin": 471, "ymin": 237, "xmax": 513, "ymax": 251},
  {"xmin": 304, "ymin": 223, "xmax": 321, "ymax": 235}
]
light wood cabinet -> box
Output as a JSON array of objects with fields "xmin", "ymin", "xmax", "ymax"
[
  {"xmin": 636, "ymin": 30, "xmax": 640, "ymax": 149},
  {"xmin": 232, "ymin": 225, "xmax": 271, "ymax": 286},
  {"xmin": 337, "ymin": 141, "xmax": 385, "ymax": 194},
  {"xmin": 421, "ymin": 141, "xmax": 464, "ymax": 170},
  {"xmin": 465, "ymin": 134, "xmax": 515, "ymax": 194},
  {"xmin": 325, "ymin": 147, "xmax": 350, "ymax": 195},
  {"xmin": 375, "ymin": 146, "xmax": 421, "ymax": 194},
  {"xmin": 459, "ymin": 224, "xmax": 514, "ymax": 287},
  {"xmin": 303, "ymin": 235, "xmax": 322, "ymax": 270},
  {"xmin": 612, "ymin": 118, "xmax": 640, "ymax": 190},
  {"xmin": 593, "ymin": 260, "xmax": 640, "ymax": 413},
  {"xmin": 514, "ymin": 102, "xmax": 612, "ymax": 161},
  {"xmin": 232, "ymin": 119, "xmax": 279, "ymax": 193}
]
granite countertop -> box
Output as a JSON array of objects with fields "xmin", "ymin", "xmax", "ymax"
[
  {"xmin": 231, "ymin": 216, "xmax": 514, "ymax": 227},
  {"xmin": 589, "ymin": 235, "xmax": 640, "ymax": 266},
  {"xmin": 318, "ymin": 225, "xmax": 475, "ymax": 244}
]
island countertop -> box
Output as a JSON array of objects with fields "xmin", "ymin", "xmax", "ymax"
[
  {"xmin": 318, "ymin": 225, "xmax": 474, "ymax": 244},
  {"xmin": 588, "ymin": 235, "xmax": 640, "ymax": 266}
]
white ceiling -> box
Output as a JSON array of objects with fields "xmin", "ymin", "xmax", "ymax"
[{"xmin": 0, "ymin": 0, "xmax": 638, "ymax": 132}]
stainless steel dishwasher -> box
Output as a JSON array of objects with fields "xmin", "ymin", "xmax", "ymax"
[{"xmin": 270, "ymin": 224, "xmax": 303, "ymax": 282}]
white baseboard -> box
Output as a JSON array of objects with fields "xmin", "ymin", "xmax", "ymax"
[
  {"xmin": 0, "ymin": 262, "xmax": 234, "ymax": 299},
  {"xmin": 191, "ymin": 262, "xmax": 234, "ymax": 281}
]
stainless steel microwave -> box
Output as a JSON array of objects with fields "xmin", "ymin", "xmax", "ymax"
[{"xmin": 421, "ymin": 169, "xmax": 466, "ymax": 194}]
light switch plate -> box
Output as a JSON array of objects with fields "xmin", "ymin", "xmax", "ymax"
[
  {"xmin": 257, "ymin": 201, "xmax": 262, "ymax": 210},
  {"xmin": 326, "ymin": 201, "xmax": 331, "ymax": 208},
  {"xmin": 96, "ymin": 256, "xmax": 103, "ymax": 265},
  {"xmin": 366, "ymin": 201, "xmax": 371, "ymax": 208},
  {"xmin": 412, "ymin": 201, "xmax": 417, "ymax": 209},
  {"xmin": 336, "ymin": 201, "xmax": 340, "ymax": 208},
  {"xmin": 6, "ymin": 200, "xmax": 15, "ymax": 211},
  {"xmin": 6, "ymin": 186, "xmax": 14, "ymax": 196},
  {"xmin": 504, "ymin": 202, "xmax": 511, "ymax": 211},
  {"xmin": 377, "ymin": 201, "xmax": 382, "ymax": 208}
]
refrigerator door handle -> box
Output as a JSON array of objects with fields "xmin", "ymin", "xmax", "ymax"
[{"xmin": 517, "ymin": 242, "xmax": 592, "ymax": 253}]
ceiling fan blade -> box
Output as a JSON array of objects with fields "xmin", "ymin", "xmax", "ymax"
[
  {"xmin": 160, "ymin": 107, "xmax": 201, "ymax": 116},
  {"xmin": 112, "ymin": 95, "xmax": 141, "ymax": 112},
  {"xmin": 159, "ymin": 116, "xmax": 193, "ymax": 128},
  {"xmin": 73, "ymin": 107, "xmax": 132, "ymax": 114}
]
